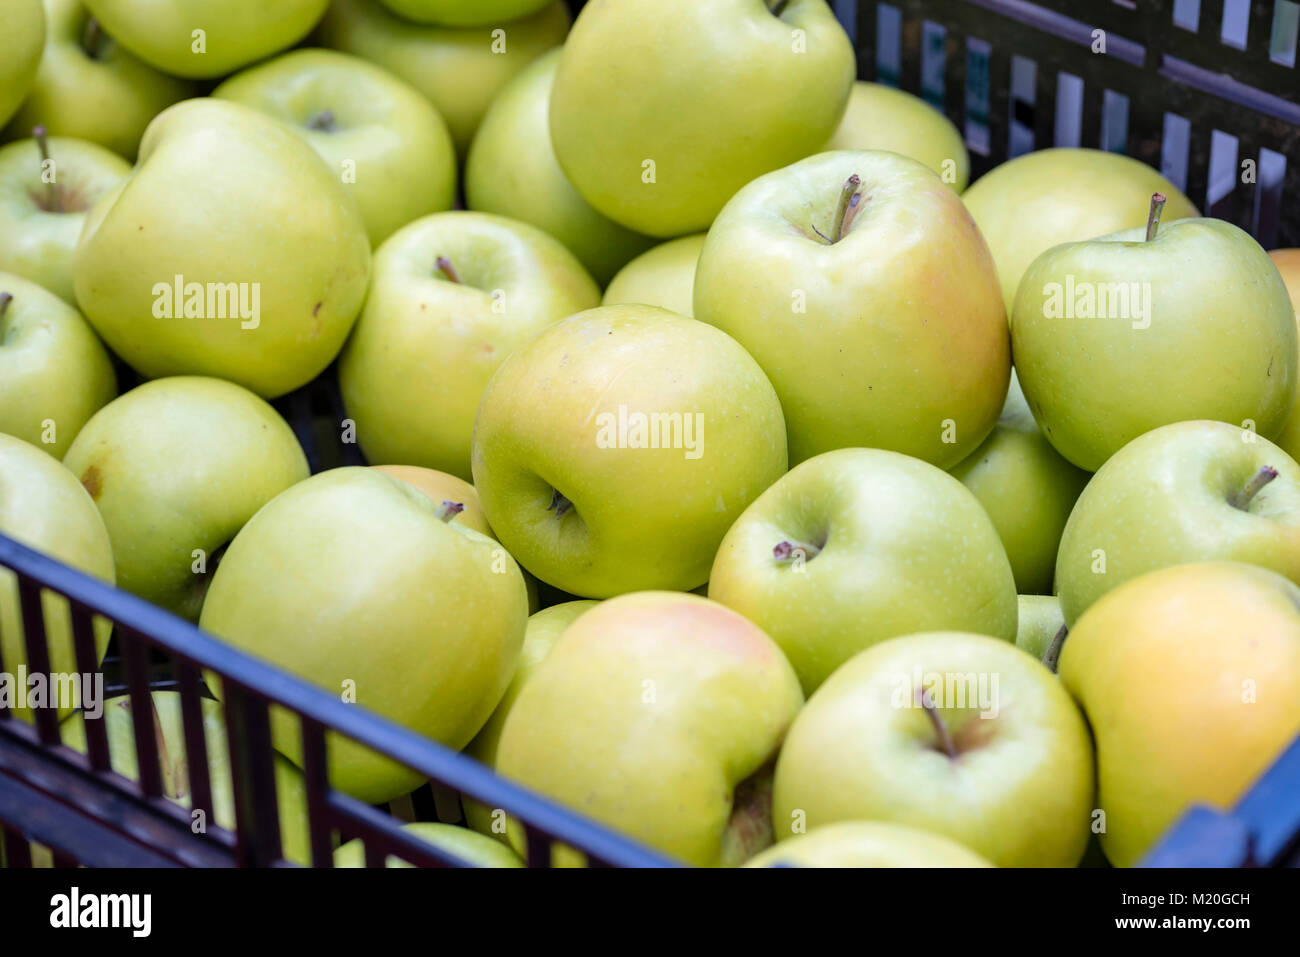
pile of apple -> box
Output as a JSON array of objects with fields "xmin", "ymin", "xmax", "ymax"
[{"xmin": 1, "ymin": 0, "xmax": 1299, "ymax": 870}]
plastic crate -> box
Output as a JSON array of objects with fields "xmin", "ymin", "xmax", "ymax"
[{"xmin": 2, "ymin": 0, "xmax": 1299, "ymax": 868}]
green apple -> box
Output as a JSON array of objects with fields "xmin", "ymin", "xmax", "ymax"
[
  {"xmin": 948, "ymin": 370, "xmax": 1090, "ymax": 594},
  {"xmin": 471, "ymin": 304, "xmax": 788, "ymax": 597},
  {"xmin": 0, "ymin": 271, "xmax": 115, "ymax": 457},
  {"xmin": 316, "ymin": 0, "xmax": 570, "ymax": 157},
  {"xmin": 773, "ymin": 631, "xmax": 1095, "ymax": 867},
  {"xmin": 1055, "ymin": 420, "xmax": 1300, "ymax": 625},
  {"xmin": 339, "ymin": 211, "xmax": 600, "ymax": 481},
  {"xmin": 1267, "ymin": 248, "xmax": 1300, "ymax": 461},
  {"xmin": 496, "ymin": 591, "xmax": 803, "ymax": 866},
  {"xmin": 694, "ymin": 150, "xmax": 1009, "ymax": 467},
  {"xmin": 709, "ymin": 448, "xmax": 1017, "ymax": 694},
  {"xmin": 199, "ymin": 467, "xmax": 529, "ymax": 805},
  {"xmin": 1015, "ymin": 594, "xmax": 1064, "ymax": 662},
  {"xmin": 744, "ymin": 821, "xmax": 993, "ymax": 867},
  {"xmin": 1013, "ymin": 215, "xmax": 1296, "ymax": 472},
  {"xmin": 73, "ymin": 98, "xmax": 371, "ymax": 398},
  {"xmin": 823, "ymin": 81, "xmax": 969, "ymax": 192},
  {"xmin": 334, "ymin": 821, "xmax": 523, "ymax": 867},
  {"xmin": 465, "ymin": 48, "xmax": 653, "ymax": 285},
  {"xmin": 463, "ymin": 599, "xmax": 597, "ymax": 839},
  {"xmin": 62, "ymin": 376, "xmax": 309, "ymax": 620},
  {"xmin": 60, "ymin": 692, "xmax": 311, "ymax": 863},
  {"xmin": 376, "ymin": 0, "xmax": 551, "ymax": 26},
  {"xmin": 601, "ymin": 233, "xmax": 706, "ymax": 317},
  {"xmin": 0, "ymin": 0, "xmax": 44, "ymax": 128},
  {"xmin": 80, "ymin": 0, "xmax": 328, "ymax": 78},
  {"xmin": 549, "ymin": 0, "xmax": 854, "ymax": 237},
  {"xmin": 0, "ymin": 433, "xmax": 113, "ymax": 720},
  {"xmin": 0, "ymin": 132, "xmax": 129, "ymax": 305},
  {"xmin": 6, "ymin": 0, "xmax": 194, "ymax": 160},
  {"xmin": 1059, "ymin": 562, "xmax": 1300, "ymax": 867},
  {"xmin": 963, "ymin": 148, "xmax": 1198, "ymax": 310},
  {"xmin": 214, "ymin": 48, "xmax": 456, "ymax": 247}
]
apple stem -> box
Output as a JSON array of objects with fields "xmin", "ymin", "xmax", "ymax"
[
  {"xmin": 1145, "ymin": 192, "xmax": 1166, "ymax": 242},
  {"xmin": 915, "ymin": 687, "xmax": 959, "ymax": 759},
  {"xmin": 434, "ymin": 500, "xmax": 465, "ymax": 523},
  {"xmin": 305, "ymin": 109, "xmax": 337, "ymax": 132},
  {"xmin": 1230, "ymin": 465, "xmax": 1278, "ymax": 510},
  {"xmin": 82, "ymin": 17, "xmax": 105, "ymax": 59},
  {"xmin": 772, "ymin": 539, "xmax": 821, "ymax": 563},
  {"xmin": 830, "ymin": 175, "xmax": 862, "ymax": 244},
  {"xmin": 0, "ymin": 292, "xmax": 12, "ymax": 321},
  {"xmin": 146, "ymin": 693, "xmax": 187, "ymax": 800},
  {"xmin": 547, "ymin": 488, "xmax": 573, "ymax": 520},
  {"xmin": 32, "ymin": 126, "xmax": 62, "ymax": 213},
  {"xmin": 435, "ymin": 256, "xmax": 461, "ymax": 284},
  {"xmin": 1042, "ymin": 624, "xmax": 1068, "ymax": 674}
]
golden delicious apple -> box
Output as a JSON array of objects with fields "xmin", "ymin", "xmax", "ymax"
[{"xmin": 601, "ymin": 234, "xmax": 706, "ymax": 317}]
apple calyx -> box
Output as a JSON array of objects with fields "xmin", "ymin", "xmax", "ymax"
[
  {"xmin": 772, "ymin": 539, "xmax": 822, "ymax": 563},
  {"xmin": 1145, "ymin": 192, "xmax": 1166, "ymax": 242},
  {"xmin": 547, "ymin": 488, "xmax": 574, "ymax": 520},
  {"xmin": 1229, "ymin": 465, "xmax": 1278, "ymax": 511},
  {"xmin": 82, "ymin": 17, "xmax": 107, "ymax": 60},
  {"xmin": 435, "ymin": 256, "xmax": 461, "ymax": 284},
  {"xmin": 915, "ymin": 687, "xmax": 959, "ymax": 759},
  {"xmin": 1041, "ymin": 624, "xmax": 1068, "ymax": 674},
  {"xmin": 0, "ymin": 292, "xmax": 12, "ymax": 321},
  {"xmin": 305, "ymin": 109, "xmax": 338, "ymax": 133},
  {"xmin": 31, "ymin": 126, "xmax": 63, "ymax": 213},
  {"xmin": 434, "ymin": 499, "xmax": 465, "ymax": 523}
]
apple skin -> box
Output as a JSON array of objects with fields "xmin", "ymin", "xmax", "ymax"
[
  {"xmin": 963, "ymin": 148, "xmax": 1198, "ymax": 310},
  {"xmin": 1015, "ymin": 594, "xmax": 1064, "ymax": 661},
  {"xmin": 601, "ymin": 233, "xmax": 706, "ymax": 318},
  {"xmin": 744, "ymin": 821, "xmax": 993, "ymax": 867},
  {"xmin": 773, "ymin": 631, "xmax": 1095, "ymax": 867},
  {"xmin": 60, "ymin": 692, "xmax": 311, "ymax": 864},
  {"xmin": 73, "ymin": 98, "xmax": 372, "ymax": 399},
  {"xmin": 0, "ymin": 434, "xmax": 114, "ymax": 721},
  {"xmin": 1055, "ymin": 420, "xmax": 1300, "ymax": 626},
  {"xmin": 80, "ymin": 0, "xmax": 328, "ymax": 78},
  {"xmin": 62, "ymin": 376, "xmax": 310, "ymax": 621},
  {"xmin": 1013, "ymin": 218, "xmax": 1297, "ymax": 472},
  {"xmin": 316, "ymin": 0, "xmax": 570, "ymax": 157},
  {"xmin": 0, "ymin": 0, "xmax": 44, "ymax": 128},
  {"xmin": 199, "ymin": 467, "xmax": 529, "ymax": 805},
  {"xmin": 948, "ymin": 370, "xmax": 1089, "ymax": 595},
  {"xmin": 495, "ymin": 592, "xmax": 804, "ymax": 867},
  {"xmin": 0, "ymin": 271, "xmax": 116, "ymax": 457},
  {"xmin": 465, "ymin": 48, "xmax": 654, "ymax": 286},
  {"xmin": 549, "ymin": 0, "xmax": 854, "ymax": 237},
  {"xmin": 694, "ymin": 150, "xmax": 1009, "ymax": 468},
  {"xmin": 0, "ymin": 134, "xmax": 130, "ymax": 305},
  {"xmin": 339, "ymin": 211, "xmax": 600, "ymax": 481},
  {"xmin": 1267, "ymin": 249, "xmax": 1300, "ymax": 461},
  {"xmin": 334, "ymin": 821, "xmax": 523, "ymax": 867},
  {"xmin": 823, "ymin": 81, "xmax": 970, "ymax": 192},
  {"xmin": 214, "ymin": 48, "xmax": 457, "ymax": 248},
  {"xmin": 377, "ymin": 0, "xmax": 551, "ymax": 26},
  {"xmin": 5, "ymin": 0, "xmax": 194, "ymax": 160},
  {"xmin": 709, "ymin": 448, "xmax": 1018, "ymax": 694},
  {"xmin": 471, "ymin": 304, "xmax": 788, "ymax": 598},
  {"xmin": 1059, "ymin": 562, "xmax": 1300, "ymax": 868}
]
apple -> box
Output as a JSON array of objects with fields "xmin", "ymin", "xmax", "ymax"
[
  {"xmin": 744, "ymin": 820, "xmax": 993, "ymax": 867},
  {"xmin": 495, "ymin": 591, "xmax": 803, "ymax": 866},
  {"xmin": 5, "ymin": 0, "xmax": 194, "ymax": 160},
  {"xmin": 62, "ymin": 376, "xmax": 309, "ymax": 620},
  {"xmin": 1015, "ymin": 594, "xmax": 1065, "ymax": 662},
  {"xmin": 823, "ymin": 81, "xmax": 970, "ymax": 192},
  {"xmin": 59, "ymin": 692, "xmax": 311, "ymax": 863},
  {"xmin": 464, "ymin": 48, "xmax": 654, "ymax": 285},
  {"xmin": 73, "ymin": 98, "xmax": 371, "ymax": 399},
  {"xmin": 694, "ymin": 150, "xmax": 1009, "ymax": 468},
  {"xmin": 1012, "ymin": 212, "xmax": 1296, "ymax": 472},
  {"xmin": 0, "ymin": 433, "xmax": 114, "ymax": 720},
  {"xmin": 80, "ymin": 0, "xmax": 328, "ymax": 78},
  {"xmin": 0, "ymin": 271, "xmax": 115, "ymax": 457},
  {"xmin": 463, "ymin": 599, "xmax": 597, "ymax": 839},
  {"xmin": 214, "ymin": 48, "xmax": 457, "ymax": 247},
  {"xmin": 0, "ymin": 131, "xmax": 129, "ymax": 305},
  {"xmin": 709, "ymin": 448, "xmax": 1017, "ymax": 694},
  {"xmin": 1059, "ymin": 561, "xmax": 1300, "ymax": 867},
  {"xmin": 773, "ymin": 631, "xmax": 1095, "ymax": 867},
  {"xmin": 1055, "ymin": 420, "xmax": 1300, "ymax": 625},
  {"xmin": 315, "ymin": 0, "xmax": 570, "ymax": 157},
  {"xmin": 471, "ymin": 304, "xmax": 788, "ymax": 597},
  {"xmin": 601, "ymin": 234, "xmax": 706, "ymax": 318},
  {"xmin": 1266, "ymin": 248, "xmax": 1300, "ymax": 460},
  {"xmin": 376, "ymin": 0, "xmax": 551, "ymax": 27},
  {"xmin": 0, "ymin": 0, "xmax": 44, "ymax": 128},
  {"xmin": 339, "ymin": 211, "xmax": 599, "ymax": 480},
  {"xmin": 549, "ymin": 0, "xmax": 854, "ymax": 237},
  {"xmin": 199, "ymin": 467, "xmax": 529, "ymax": 805},
  {"xmin": 963, "ymin": 148, "xmax": 1198, "ymax": 310},
  {"xmin": 334, "ymin": 821, "xmax": 523, "ymax": 867},
  {"xmin": 948, "ymin": 370, "xmax": 1090, "ymax": 594}
]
